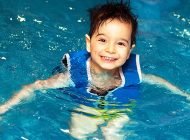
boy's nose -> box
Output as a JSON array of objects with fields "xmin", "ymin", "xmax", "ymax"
[{"xmin": 105, "ymin": 44, "xmax": 115, "ymax": 53}]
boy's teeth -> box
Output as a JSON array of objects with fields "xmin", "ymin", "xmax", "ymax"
[{"xmin": 102, "ymin": 56, "xmax": 115, "ymax": 61}]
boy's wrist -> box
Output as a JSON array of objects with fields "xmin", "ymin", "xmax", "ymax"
[{"xmin": 0, "ymin": 104, "xmax": 9, "ymax": 115}]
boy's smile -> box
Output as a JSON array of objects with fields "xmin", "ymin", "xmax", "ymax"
[
  {"xmin": 86, "ymin": 19, "xmax": 133, "ymax": 73},
  {"xmin": 101, "ymin": 56, "xmax": 118, "ymax": 62}
]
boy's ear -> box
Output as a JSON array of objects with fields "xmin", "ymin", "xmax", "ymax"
[
  {"xmin": 85, "ymin": 34, "xmax": 91, "ymax": 52},
  {"xmin": 130, "ymin": 44, "xmax": 135, "ymax": 53},
  {"xmin": 131, "ymin": 44, "xmax": 135, "ymax": 49}
]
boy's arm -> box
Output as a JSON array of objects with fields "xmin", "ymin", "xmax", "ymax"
[
  {"xmin": 142, "ymin": 73, "xmax": 190, "ymax": 100},
  {"xmin": 0, "ymin": 72, "xmax": 73, "ymax": 115}
]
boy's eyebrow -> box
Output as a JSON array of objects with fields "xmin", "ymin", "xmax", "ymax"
[
  {"xmin": 96, "ymin": 33, "xmax": 105, "ymax": 37},
  {"xmin": 96, "ymin": 33, "xmax": 129, "ymax": 43},
  {"xmin": 120, "ymin": 38, "xmax": 129, "ymax": 44}
]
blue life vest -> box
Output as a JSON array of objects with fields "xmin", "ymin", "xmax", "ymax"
[{"xmin": 61, "ymin": 50, "xmax": 142, "ymax": 109}]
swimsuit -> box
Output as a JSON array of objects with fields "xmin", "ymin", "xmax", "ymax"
[{"xmin": 59, "ymin": 50, "xmax": 142, "ymax": 109}]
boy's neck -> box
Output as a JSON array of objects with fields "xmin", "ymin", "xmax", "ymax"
[
  {"xmin": 89, "ymin": 59, "xmax": 119, "ymax": 77},
  {"xmin": 89, "ymin": 60, "xmax": 122, "ymax": 90},
  {"xmin": 90, "ymin": 67, "xmax": 119, "ymax": 79}
]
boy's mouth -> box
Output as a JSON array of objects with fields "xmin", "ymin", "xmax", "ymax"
[{"xmin": 101, "ymin": 56, "xmax": 118, "ymax": 62}]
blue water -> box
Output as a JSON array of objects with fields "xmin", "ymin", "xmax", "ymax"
[{"xmin": 0, "ymin": 0, "xmax": 190, "ymax": 139}]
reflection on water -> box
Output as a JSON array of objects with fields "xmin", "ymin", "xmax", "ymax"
[{"xmin": 0, "ymin": 0, "xmax": 190, "ymax": 139}]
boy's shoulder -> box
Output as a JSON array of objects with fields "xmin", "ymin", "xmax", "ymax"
[{"xmin": 64, "ymin": 50, "xmax": 90, "ymax": 59}]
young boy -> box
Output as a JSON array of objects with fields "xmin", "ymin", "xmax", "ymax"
[{"xmin": 0, "ymin": 1, "xmax": 189, "ymax": 139}]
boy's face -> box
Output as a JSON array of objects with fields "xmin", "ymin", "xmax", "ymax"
[{"xmin": 86, "ymin": 19, "xmax": 133, "ymax": 73}]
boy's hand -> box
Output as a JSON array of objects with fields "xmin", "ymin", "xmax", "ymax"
[
  {"xmin": 0, "ymin": 104, "xmax": 9, "ymax": 115},
  {"xmin": 0, "ymin": 73, "xmax": 71, "ymax": 115},
  {"xmin": 142, "ymin": 73, "xmax": 190, "ymax": 100}
]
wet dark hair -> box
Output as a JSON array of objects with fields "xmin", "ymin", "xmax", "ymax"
[{"xmin": 88, "ymin": 1, "xmax": 138, "ymax": 45}]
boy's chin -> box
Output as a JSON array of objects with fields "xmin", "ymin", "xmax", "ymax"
[{"xmin": 100, "ymin": 65, "xmax": 120, "ymax": 72}]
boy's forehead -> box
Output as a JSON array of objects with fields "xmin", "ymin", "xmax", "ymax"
[{"xmin": 94, "ymin": 19, "xmax": 132, "ymax": 34}]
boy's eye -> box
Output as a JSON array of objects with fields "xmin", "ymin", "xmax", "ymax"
[
  {"xmin": 118, "ymin": 42, "xmax": 126, "ymax": 46},
  {"xmin": 98, "ymin": 38, "xmax": 106, "ymax": 42}
]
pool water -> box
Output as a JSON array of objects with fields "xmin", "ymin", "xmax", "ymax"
[{"xmin": 0, "ymin": 0, "xmax": 190, "ymax": 139}]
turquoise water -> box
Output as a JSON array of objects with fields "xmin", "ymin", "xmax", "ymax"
[{"xmin": 0, "ymin": 0, "xmax": 190, "ymax": 139}]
